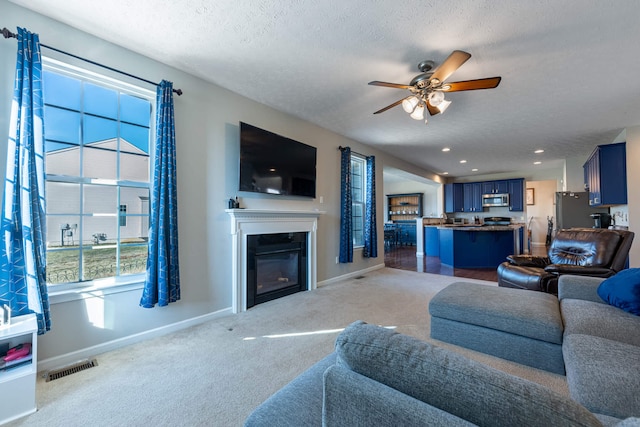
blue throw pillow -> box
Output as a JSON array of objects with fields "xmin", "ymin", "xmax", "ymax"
[{"xmin": 597, "ymin": 269, "xmax": 640, "ymax": 316}]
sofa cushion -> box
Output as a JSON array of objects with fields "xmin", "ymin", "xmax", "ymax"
[
  {"xmin": 335, "ymin": 321, "xmax": 602, "ymax": 427},
  {"xmin": 323, "ymin": 364, "xmax": 475, "ymax": 426},
  {"xmin": 561, "ymin": 299, "xmax": 640, "ymax": 347},
  {"xmin": 430, "ymin": 282, "xmax": 564, "ymax": 343},
  {"xmin": 597, "ymin": 268, "xmax": 640, "ymax": 315},
  {"xmin": 563, "ymin": 334, "xmax": 640, "ymax": 419}
]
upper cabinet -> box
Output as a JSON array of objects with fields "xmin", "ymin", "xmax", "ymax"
[
  {"xmin": 445, "ymin": 178, "xmax": 525, "ymax": 213},
  {"xmin": 482, "ymin": 180, "xmax": 509, "ymax": 194},
  {"xmin": 444, "ymin": 183, "xmax": 464, "ymax": 213},
  {"xmin": 463, "ymin": 182, "xmax": 483, "ymax": 212},
  {"xmin": 387, "ymin": 193, "xmax": 423, "ymax": 221},
  {"xmin": 583, "ymin": 142, "xmax": 627, "ymax": 207},
  {"xmin": 508, "ymin": 178, "xmax": 524, "ymax": 212}
]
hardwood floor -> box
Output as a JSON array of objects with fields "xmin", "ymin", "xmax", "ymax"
[{"xmin": 384, "ymin": 244, "xmax": 547, "ymax": 282}]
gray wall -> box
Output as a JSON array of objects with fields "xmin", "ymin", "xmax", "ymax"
[{"xmin": 0, "ymin": 1, "xmax": 435, "ymax": 367}]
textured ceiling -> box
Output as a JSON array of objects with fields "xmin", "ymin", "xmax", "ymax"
[{"xmin": 9, "ymin": 0, "xmax": 640, "ymax": 178}]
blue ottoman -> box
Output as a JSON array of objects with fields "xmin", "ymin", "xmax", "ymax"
[{"xmin": 429, "ymin": 282, "xmax": 565, "ymax": 374}]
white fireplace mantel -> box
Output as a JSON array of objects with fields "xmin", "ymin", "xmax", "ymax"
[{"xmin": 226, "ymin": 209, "xmax": 325, "ymax": 313}]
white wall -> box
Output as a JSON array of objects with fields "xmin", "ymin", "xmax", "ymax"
[
  {"xmin": 626, "ymin": 125, "xmax": 640, "ymax": 267},
  {"xmin": 0, "ymin": 1, "xmax": 439, "ymax": 365},
  {"xmin": 525, "ymin": 180, "xmax": 557, "ymax": 249}
]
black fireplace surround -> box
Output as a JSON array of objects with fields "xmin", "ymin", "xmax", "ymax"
[{"xmin": 247, "ymin": 232, "xmax": 308, "ymax": 308}]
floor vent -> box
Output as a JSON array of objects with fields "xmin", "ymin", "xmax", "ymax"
[{"xmin": 45, "ymin": 358, "xmax": 98, "ymax": 382}]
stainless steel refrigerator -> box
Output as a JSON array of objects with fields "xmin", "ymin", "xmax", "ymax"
[{"xmin": 555, "ymin": 192, "xmax": 609, "ymax": 230}]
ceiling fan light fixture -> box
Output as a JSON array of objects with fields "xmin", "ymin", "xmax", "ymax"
[
  {"xmin": 402, "ymin": 96, "xmax": 420, "ymax": 113},
  {"xmin": 410, "ymin": 103, "xmax": 425, "ymax": 120},
  {"xmin": 428, "ymin": 91, "xmax": 445, "ymax": 107},
  {"xmin": 437, "ymin": 99, "xmax": 452, "ymax": 113}
]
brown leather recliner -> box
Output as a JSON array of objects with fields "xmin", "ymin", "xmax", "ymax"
[{"xmin": 497, "ymin": 228, "xmax": 634, "ymax": 294}]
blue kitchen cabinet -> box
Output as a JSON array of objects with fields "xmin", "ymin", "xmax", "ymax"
[
  {"xmin": 463, "ymin": 182, "xmax": 483, "ymax": 213},
  {"xmin": 508, "ymin": 178, "xmax": 524, "ymax": 211},
  {"xmin": 424, "ymin": 226, "xmax": 440, "ymax": 256},
  {"xmin": 439, "ymin": 228, "xmax": 517, "ymax": 268},
  {"xmin": 444, "ymin": 183, "xmax": 464, "ymax": 213},
  {"xmin": 396, "ymin": 221, "xmax": 416, "ymax": 246},
  {"xmin": 482, "ymin": 180, "xmax": 509, "ymax": 194},
  {"xmin": 583, "ymin": 142, "xmax": 627, "ymax": 206}
]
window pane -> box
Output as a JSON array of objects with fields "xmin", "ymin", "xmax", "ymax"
[
  {"xmin": 83, "ymin": 115, "xmax": 118, "ymax": 145},
  {"xmin": 120, "ymin": 151, "xmax": 149, "ymax": 181},
  {"xmin": 84, "ymin": 83, "xmax": 118, "ymax": 118},
  {"xmin": 120, "ymin": 93, "xmax": 151, "ymax": 127},
  {"xmin": 46, "ymin": 141, "xmax": 80, "ymax": 176},
  {"xmin": 82, "ymin": 246, "xmax": 116, "ymax": 281},
  {"xmin": 46, "ymin": 248, "xmax": 80, "ymax": 284},
  {"xmin": 46, "ymin": 216, "xmax": 80, "ymax": 248},
  {"xmin": 46, "ymin": 182, "xmax": 80, "ymax": 213},
  {"xmin": 120, "ymin": 188, "xmax": 149, "ymax": 241},
  {"xmin": 83, "ymin": 216, "xmax": 117, "ymax": 246},
  {"xmin": 43, "ymin": 71, "xmax": 81, "ymax": 110},
  {"xmin": 44, "ymin": 106, "xmax": 80, "ymax": 144},
  {"xmin": 83, "ymin": 145, "xmax": 117, "ymax": 180},
  {"xmin": 119, "ymin": 243, "xmax": 147, "ymax": 276},
  {"xmin": 84, "ymin": 184, "xmax": 117, "ymax": 214},
  {"xmin": 121, "ymin": 123, "xmax": 150, "ymax": 154}
]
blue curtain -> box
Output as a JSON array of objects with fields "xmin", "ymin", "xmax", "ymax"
[
  {"xmin": 0, "ymin": 28, "xmax": 50, "ymax": 334},
  {"xmin": 140, "ymin": 80, "xmax": 180, "ymax": 308},
  {"xmin": 339, "ymin": 147, "xmax": 353, "ymax": 263},
  {"xmin": 363, "ymin": 156, "xmax": 377, "ymax": 258}
]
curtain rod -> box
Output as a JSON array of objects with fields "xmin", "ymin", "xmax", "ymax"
[
  {"xmin": 338, "ymin": 146, "xmax": 369, "ymax": 158},
  {"xmin": 2, "ymin": 27, "xmax": 183, "ymax": 96}
]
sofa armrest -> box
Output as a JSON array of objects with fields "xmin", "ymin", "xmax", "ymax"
[
  {"xmin": 323, "ymin": 365, "xmax": 473, "ymax": 426},
  {"xmin": 557, "ymin": 275, "xmax": 606, "ymax": 303},
  {"xmin": 544, "ymin": 264, "xmax": 614, "ymax": 277},
  {"xmin": 335, "ymin": 321, "xmax": 602, "ymax": 427},
  {"xmin": 506, "ymin": 255, "xmax": 550, "ymax": 267}
]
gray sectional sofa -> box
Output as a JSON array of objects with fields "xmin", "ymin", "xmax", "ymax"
[
  {"xmin": 245, "ymin": 299, "xmax": 640, "ymax": 426},
  {"xmin": 429, "ymin": 274, "xmax": 640, "ymax": 423}
]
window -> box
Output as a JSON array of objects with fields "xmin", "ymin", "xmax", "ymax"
[
  {"xmin": 43, "ymin": 60, "xmax": 153, "ymax": 288},
  {"xmin": 351, "ymin": 155, "xmax": 366, "ymax": 247}
]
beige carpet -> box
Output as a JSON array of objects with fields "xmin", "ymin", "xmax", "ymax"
[{"xmin": 8, "ymin": 268, "xmax": 568, "ymax": 427}]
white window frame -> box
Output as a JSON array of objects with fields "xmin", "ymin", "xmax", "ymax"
[
  {"xmin": 351, "ymin": 154, "xmax": 367, "ymax": 248},
  {"xmin": 42, "ymin": 58, "xmax": 156, "ymax": 303}
]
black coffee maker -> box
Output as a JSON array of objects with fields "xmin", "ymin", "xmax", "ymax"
[{"xmin": 590, "ymin": 213, "xmax": 611, "ymax": 228}]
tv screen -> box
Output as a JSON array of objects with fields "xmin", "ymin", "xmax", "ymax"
[{"xmin": 239, "ymin": 122, "xmax": 317, "ymax": 198}]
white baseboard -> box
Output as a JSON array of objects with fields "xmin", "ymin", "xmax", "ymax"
[
  {"xmin": 317, "ymin": 263, "xmax": 386, "ymax": 287},
  {"xmin": 37, "ymin": 307, "xmax": 233, "ymax": 373}
]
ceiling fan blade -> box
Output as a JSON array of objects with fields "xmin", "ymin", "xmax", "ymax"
[
  {"xmin": 442, "ymin": 77, "xmax": 502, "ymax": 92},
  {"xmin": 368, "ymin": 80, "xmax": 412, "ymax": 89},
  {"xmin": 426, "ymin": 102, "xmax": 440, "ymax": 116},
  {"xmin": 373, "ymin": 99, "xmax": 404, "ymax": 114},
  {"xmin": 430, "ymin": 50, "xmax": 471, "ymax": 83}
]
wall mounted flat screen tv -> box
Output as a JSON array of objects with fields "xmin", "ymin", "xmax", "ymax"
[{"xmin": 239, "ymin": 122, "xmax": 317, "ymax": 198}]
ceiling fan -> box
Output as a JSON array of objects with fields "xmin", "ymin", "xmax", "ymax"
[{"xmin": 369, "ymin": 50, "xmax": 501, "ymax": 123}]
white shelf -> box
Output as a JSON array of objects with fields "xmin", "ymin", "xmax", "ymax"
[{"xmin": 0, "ymin": 313, "xmax": 37, "ymax": 425}]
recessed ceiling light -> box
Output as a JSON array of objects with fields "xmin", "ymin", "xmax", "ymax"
[
  {"xmin": 534, "ymin": 149, "xmax": 544, "ymax": 154},
  {"xmin": 534, "ymin": 161, "xmax": 542, "ymax": 165},
  {"xmin": 460, "ymin": 160, "xmax": 467, "ymax": 164},
  {"xmin": 472, "ymin": 168, "xmax": 478, "ymax": 172},
  {"xmin": 442, "ymin": 172, "xmax": 449, "ymax": 175},
  {"xmin": 442, "ymin": 147, "xmax": 450, "ymax": 152}
]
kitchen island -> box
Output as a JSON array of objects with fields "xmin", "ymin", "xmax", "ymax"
[{"xmin": 420, "ymin": 221, "xmax": 524, "ymax": 269}]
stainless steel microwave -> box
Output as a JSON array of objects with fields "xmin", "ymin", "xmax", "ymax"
[{"xmin": 482, "ymin": 193, "xmax": 509, "ymax": 207}]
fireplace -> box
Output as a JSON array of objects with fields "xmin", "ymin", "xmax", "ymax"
[
  {"xmin": 247, "ymin": 232, "xmax": 307, "ymax": 308},
  {"xmin": 226, "ymin": 209, "xmax": 323, "ymax": 313}
]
